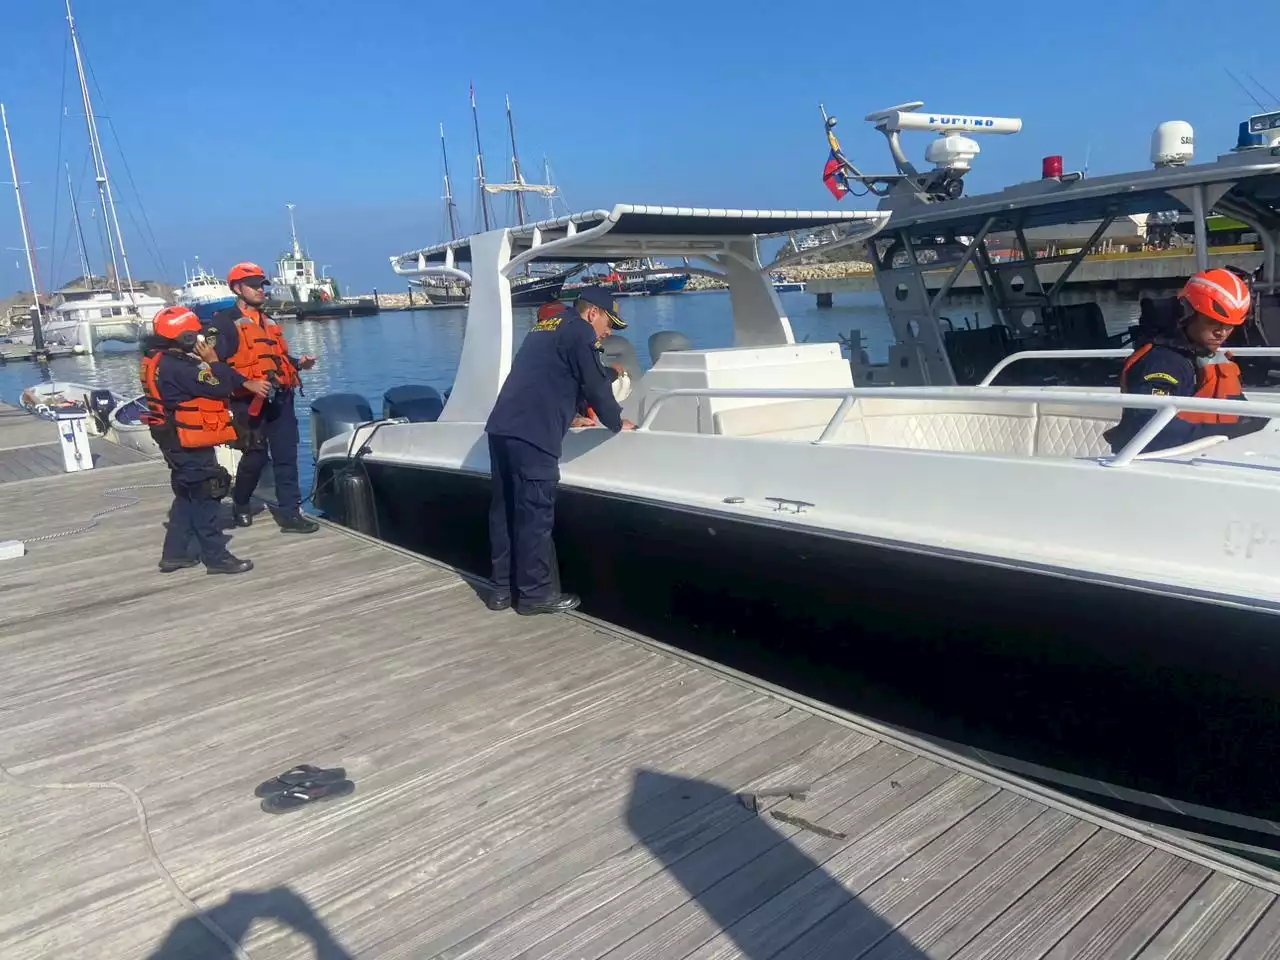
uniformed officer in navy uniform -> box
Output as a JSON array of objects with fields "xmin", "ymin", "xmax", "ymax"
[
  {"xmin": 141, "ymin": 306, "xmax": 271, "ymax": 574},
  {"xmin": 484, "ymin": 286, "xmax": 636, "ymax": 614},
  {"xmin": 1106, "ymin": 268, "xmax": 1267, "ymax": 453}
]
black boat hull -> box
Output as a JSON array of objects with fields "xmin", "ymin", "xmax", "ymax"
[
  {"xmin": 277, "ymin": 300, "xmax": 380, "ymax": 320},
  {"xmin": 315, "ymin": 457, "xmax": 1280, "ymax": 851},
  {"xmin": 511, "ymin": 273, "xmax": 567, "ymax": 307}
]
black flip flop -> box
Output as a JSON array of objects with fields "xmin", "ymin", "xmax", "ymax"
[
  {"xmin": 260, "ymin": 778, "xmax": 356, "ymax": 814},
  {"xmin": 254, "ymin": 764, "xmax": 347, "ymax": 798}
]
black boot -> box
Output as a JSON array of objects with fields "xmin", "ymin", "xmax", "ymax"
[
  {"xmin": 206, "ymin": 554, "xmax": 254, "ymax": 575},
  {"xmin": 516, "ymin": 593, "xmax": 580, "ymax": 616},
  {"xmin": 232, "ymin": 503, "xmax": 253, "ymax": 528},
  {"xmin": 276, "ymin": 511, "xmax": 320, "ymax": 534},
  {"xmin": 485, "ymin": 591, "xmax": 512, "ymax": 612},
  {"xmin": 158, "ymin": 557, "xmax": 200, "ymax": 573}
]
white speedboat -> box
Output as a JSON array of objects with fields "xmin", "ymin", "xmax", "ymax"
[{"xmin": 308, "ymin": 175, "xmax": 1280, "ymax": 855}]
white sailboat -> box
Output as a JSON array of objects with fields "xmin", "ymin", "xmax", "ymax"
[{"xmin": 13, "ymin": 0, "xmax": 167, "ymax": 351}]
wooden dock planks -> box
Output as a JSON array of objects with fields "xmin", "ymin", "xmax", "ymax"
[{"xmin": 0, "ymin": 408, "xmax": 1278, "ymax": 959}]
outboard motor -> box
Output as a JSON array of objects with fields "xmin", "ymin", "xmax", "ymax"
[
  {"xmin": 310, "ymin": 392, "xmax": 373, "ymax": 461},
  {"xmin": 382, "ymin": 384, "xmax": 445, "ymax": 423},
  {"xmin": 88, "ymin": 388, "xmax": 116, "ymax": 435},
  {"xmin": 649, "ymin": 330, "xmax": 693, "ymax": 365}
]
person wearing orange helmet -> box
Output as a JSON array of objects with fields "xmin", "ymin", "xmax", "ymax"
[
  {"xmin": 205, "ymin": 262, "xmax": 319, "ymax": 533},
  {"xmin": 141, "ymin": 305, "xmax": 270, "ymax": 574},
  {"xmin": 1105, "ymin": 268, "xmax": 1267, "ymax": 453}
]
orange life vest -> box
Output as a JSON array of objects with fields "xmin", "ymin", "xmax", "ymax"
[
  {"xmin": 140, "ymin": 351, "xmax": 240, "ymax": 449},
  {"xmin": 1120, "ymin": 342, "xmax": 1243, "ymax": 425},
  {"xmin": 227, "ymin": 305, "xmax": 300, "ymax": 390}
]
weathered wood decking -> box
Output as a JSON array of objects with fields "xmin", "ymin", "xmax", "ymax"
[
  {"xmin": 1, "ymin": 412, "xmax": 1279, "ymax": 959},
  {"xmin": 0, "ymin": 402, "xmax": 151, "ymax": 482}
]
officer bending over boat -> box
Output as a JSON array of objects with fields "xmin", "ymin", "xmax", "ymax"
[
  {"xmin": 484, "ymin": 286, "xmax": 636, "ymax": 615},
  {"xmin": 141, "ymin": 306, "xmax": 271, "ymax": 574},
  {"xmin": 1106, "ymin": 268, "xmax": 1268, "ymax": 454}
]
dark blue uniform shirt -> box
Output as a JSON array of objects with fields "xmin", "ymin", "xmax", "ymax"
[
  {"xmin": 155, "ymin": 350, "xmax": 247, "ymax": 407},
  {"xmin": 485, "ymin": 309, "xmax": 623, "ymax": 458},
  {"xmin": 1105, "ymin": 335, "xmax": 1259, "ymax": 452}
]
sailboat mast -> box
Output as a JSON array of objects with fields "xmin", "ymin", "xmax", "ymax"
[
  {"xmin": 470, "ymin": 83, "xmax": 491, "ymax": 231},
  {"xmin": 543, "ymin": 156, "xmax": 557, "ymax": 218},
  {"xmin": 505, "ymin": 95, "xmax": 527, "ymax": 227},
  {"xmin": 66, "ymin": 0, "xmax": 134, "ymax": 301},
  {"xmin": 440, "ymin": 123, "xmax": 459, "ymax": 241},
  {"xmin": 65, "ymin": 163, "xmax": 93, "ymax": 285},
  {"xmin": 3, "ymin": 104, "xmax": 46, "ymax": 350}
]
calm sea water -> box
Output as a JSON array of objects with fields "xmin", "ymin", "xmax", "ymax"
[{"xmin": 0, "ymin": 290, "xmax": 894, "ymax": 495}]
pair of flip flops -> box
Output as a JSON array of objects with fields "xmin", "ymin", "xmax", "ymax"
[{"xmin": 255, "ymin": 764, "xmax": 355, "ymax": 814}]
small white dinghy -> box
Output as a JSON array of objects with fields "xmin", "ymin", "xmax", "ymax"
[{"xmin": 19, "ymin": 381, "xmax": 119, "ymax": 436}]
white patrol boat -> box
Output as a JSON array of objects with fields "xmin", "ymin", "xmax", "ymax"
[{"xmin": 308, "ymin": 192, "xmax": 1280, "ymax": 858}]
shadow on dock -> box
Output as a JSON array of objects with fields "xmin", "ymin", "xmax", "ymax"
[
  {"xmin": 145, "ymin": 886, "xmax": 352, "ymax": 959},
  {"xmin": 627, "ymin": 769, "xmax": 925, "ymax": 959}
]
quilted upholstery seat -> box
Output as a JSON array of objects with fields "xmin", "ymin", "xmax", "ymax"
[
  {"xmin": 1034, "ymin": 402, "xmax": 1121, "ymax": 458},
  {"xmin": 854, "ymin": 398, "xmax": 1036, "ymax": 456},
  {"xmin": 710, "ymin": 396, "xmax": 1121, "ymax": 459}
]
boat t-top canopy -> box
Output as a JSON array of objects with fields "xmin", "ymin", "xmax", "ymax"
[
  {"xmin": 878, "ymin": 151, "xmax": 1280, "ymax": 240},
  {"xmin": 395, "ymin": 205, "xmax": 890, "ymax": 426},
  {"xmin": 390, "ymin": 204, "xmax": 889, "ymax": 277}
]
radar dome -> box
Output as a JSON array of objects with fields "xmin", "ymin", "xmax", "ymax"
[{"xmin": 1151, "ymin": 121, "xmax": 1194, "ymax": 167}]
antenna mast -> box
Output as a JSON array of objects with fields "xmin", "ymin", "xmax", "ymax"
[
  {"xmin": 3, "ymin": 104, "xmax": 46, "ymax": 350},
  {"xmin": 286, "ymin": 202, "xmax": 302, "ymax": 259},
  {"xmin": 66, "ymin": 0, "xmax": 134, "ymax": 301}
]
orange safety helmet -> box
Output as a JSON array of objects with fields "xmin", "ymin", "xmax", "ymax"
[
  {"xmin": 1180, "ymin": 268, "xmax": 1251, "ymax": 326},
  {"xmin": 152, "ymin": 305, "xmax": 202, "ymax": 341},
  {"xmin": 227, "ymin": 262, "xmax": 267, "ymax": 286}
]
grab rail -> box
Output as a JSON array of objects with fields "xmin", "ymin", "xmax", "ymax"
[
  {"xmin": 635, "ymin": 386, "xmax": 1280, "ymax": 468},
  {"xmin": 979, "ymin": 347, "xmax": 1280, "ymax": 386}
]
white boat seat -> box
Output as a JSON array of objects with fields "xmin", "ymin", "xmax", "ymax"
[
  {"xmin": 711, "ymin": 396, "xmax": 1122, "ymax": 459},
  {"xmin": 851, "ymin": 397, "xmax": 1037, "ymax": 456},
  {"xmin": 1033, "ymin": 401, "xmax": 1122, "ymax": 458}
]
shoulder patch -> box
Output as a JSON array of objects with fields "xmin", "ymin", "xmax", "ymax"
[
  {"xmin": 197, "ymin": 366, "xmax": 220, "ymax": 385},
  {"xmin": 1142, "ymin": 372, "xmax": 1179, "ymax": 385},
  {"xmin": 531, "ymin": 317, "xmax": 561, "ymax": 332}
]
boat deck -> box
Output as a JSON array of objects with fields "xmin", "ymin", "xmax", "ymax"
[{"xmin": 1, "ymin": 410, "xmax": 1279, "ymax": 958}]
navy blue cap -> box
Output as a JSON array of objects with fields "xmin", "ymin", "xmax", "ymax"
[{"xmin": 573, "ymin": 285, "xmax": 626, "ymax": 328}]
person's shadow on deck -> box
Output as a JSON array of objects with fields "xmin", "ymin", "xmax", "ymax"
[
  {"xmin": 626, "ymin": 769, "xmax": 927, "ymax": 960},
  {"xmin": 145, "ymin": 885, "xmax": 352, "ymax": 959}
]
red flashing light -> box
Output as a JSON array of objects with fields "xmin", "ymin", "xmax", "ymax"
[{"xmin": 1042, "ymin": 155, "xmax": 1064, "ymax": 179}]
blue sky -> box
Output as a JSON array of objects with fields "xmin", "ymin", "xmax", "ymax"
[{"xmin": 2, "ymin": 0, "xmax": 1278, "ymax": 293}]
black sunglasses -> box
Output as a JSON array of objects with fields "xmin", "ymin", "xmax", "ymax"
[{"xmin": 241, "ymin": 278, "xmax": 270, "ymax": 290}]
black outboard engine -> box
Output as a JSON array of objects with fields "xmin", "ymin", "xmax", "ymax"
[
  {"xmin": 649, "ymin": 330, "xmax": 693, "ymax": 365},
  {"xmin": 382, "ymin": 384, "xmax": 445, "ymax": 423},
  {"xmin": 88, "ymin": 388, "xmax": 116, "ymax": 434},
  {"xmin": 310, "ymin": 392, "xmax": 373, "ymax": 461}
]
